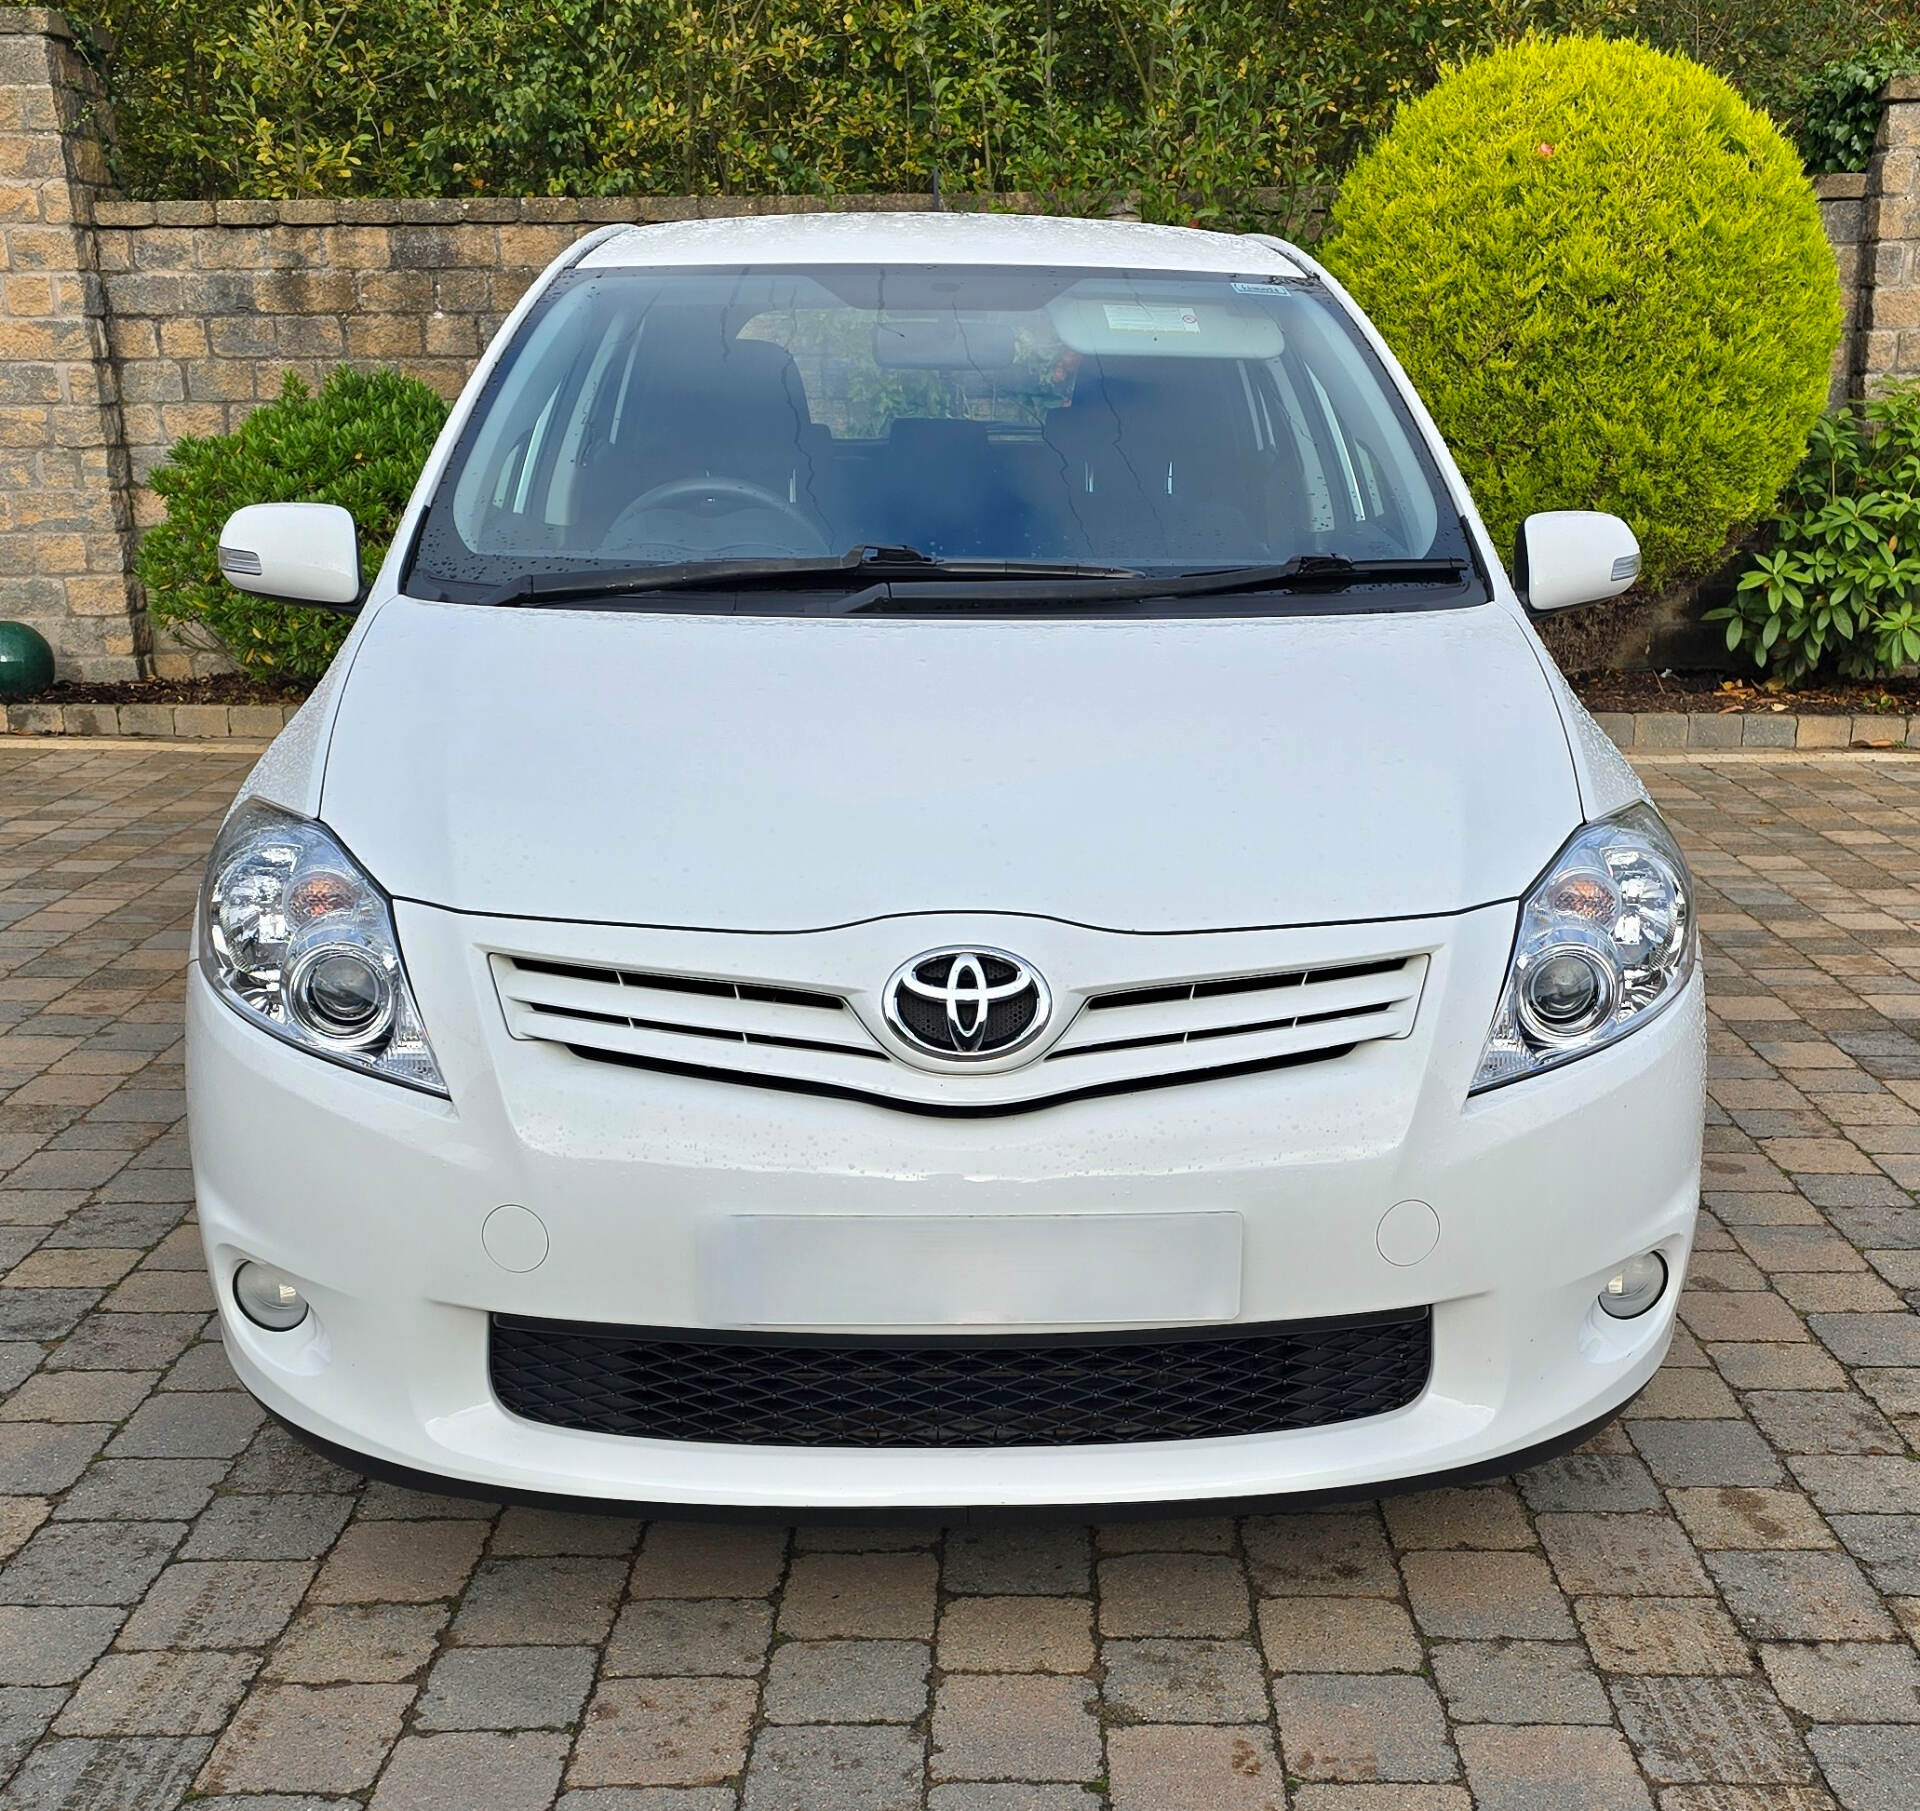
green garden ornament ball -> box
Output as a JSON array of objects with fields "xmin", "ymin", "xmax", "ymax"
[{"xmin": 0, "ymin": 622, "xmax": 55, "ymax": 700}]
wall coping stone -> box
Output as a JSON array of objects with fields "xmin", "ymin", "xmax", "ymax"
[
  {"xmin": 0, "ymin": 8, "xmax": 73, "ymax": 38},
  {"xmin": 1886, "ymin": 72, "xmax": 1920, "ymax": 103},
  {"xmin": 7, "ymin": 702, "xmax": 1913, "ymax": 750},
  {"xmin": 86, "ymin": 186, "xmax": 1325, "ymax": 232},
  {"xmin": 1815, "ymin": 173, "xmax": 1870, "ymax": 200}
]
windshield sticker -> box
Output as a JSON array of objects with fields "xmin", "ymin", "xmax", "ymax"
[
  {"xmin": 1231, "ymin": 281, "xmax": 1293, "ymax": 297},
  {"xmin": 1102, "ymin": 303, "xmax": 1200, "ymax": 334}
]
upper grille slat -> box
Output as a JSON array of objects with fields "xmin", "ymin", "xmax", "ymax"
[
  {"xmin": 1051, "ymin": 958, "xmax": 1424, "ymax": 1055},
  {"xmin": 490, "ymin": 944, "xmax": 1429, "ymax": 1113}
]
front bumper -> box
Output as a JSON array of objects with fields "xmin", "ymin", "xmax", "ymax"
[{"xmin": 185, "ymin": 900, "xmax": 1704, "ymax": 1512}]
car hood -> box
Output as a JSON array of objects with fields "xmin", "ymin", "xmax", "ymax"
[{"xmin": 320, "ymin": 596, "xmax": 1579, "ymax": 933}]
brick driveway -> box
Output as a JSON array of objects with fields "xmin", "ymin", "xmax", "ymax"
[{"xmin": 0, "ymin": 740, "xmax": 1917, "ymax": 1811}]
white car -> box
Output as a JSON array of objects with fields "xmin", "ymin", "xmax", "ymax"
[{"xmin": 189, "ymin": 213, "xmax": 1702, "ymax": 1515}]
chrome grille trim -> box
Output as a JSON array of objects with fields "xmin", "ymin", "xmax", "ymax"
[{"xmin": 490, "ymin": 943, "xmax": 1430, "ymax": 1113}]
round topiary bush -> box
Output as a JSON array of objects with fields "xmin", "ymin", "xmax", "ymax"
[
  {"xmin": 138, "ymin": 367, "xmax": 449, "ymax": 681},
  {"xmin": 1321, "ymin": 34, "xmax": 1842, "ymax": 593}
]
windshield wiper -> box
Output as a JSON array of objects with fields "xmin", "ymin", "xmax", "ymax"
[
  {"xmin": 478, "ymin": 546, "xmax": 1140, "ymax": 608},
  {"xmin": 827, "ymin": 553, "xmax": 1471, "ymax": 613}
]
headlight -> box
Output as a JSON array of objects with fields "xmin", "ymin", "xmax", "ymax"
[
  {"xmin": 1473, "ymin": 802, "xmax": 1694, "ymax": 1092},
  {"xmin": 198, "ymin": 801, "xmax": 447, "ymax": 1094}
]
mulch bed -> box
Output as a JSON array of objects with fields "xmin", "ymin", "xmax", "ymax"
[
  {"xmin": 1570, "ymin": 672, "xmax": 1920, "ymax": 716},
  {"xmin": 14, "ymin": 677, "xmax": 310, "ymax": 707},
  {"xmin": 14, "ymin": 669, "xmax": 1916, "ymax": 718}
]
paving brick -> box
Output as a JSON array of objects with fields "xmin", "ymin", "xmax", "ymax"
[
  {"xmin": 263, "ymin": 1603, "xmax": 448, "ymax": 1683},
  {"xmin": 0, "ymin": 1605, "xmax": 123, "ymax": 1684},
  {"xmin": 1429, "ymin": 1641, "xmax": 1614, "ymax": 1723},
  {"xmin": 1611, "ymin": 1676, "xmax": 1815, "ymax": 1785},
  {"xmin": 628, "ymin": 1521, "xmax": 786, "ymax": 1598},
  {"xmin": 941, "ymin": 1526, "xmax": 1090, "ymax": 1596},
  {"xmin": 1575, "ymin": 1597, "xmax": 1755, "ymax": 1675},
  {"xmin": 449, "ymin": 1555, "xmax": 628, "ymax": 1646},
  {"xmin": 177, "ymin": 1491, "xmax": 352, "ymax": 1560},
  {"xmin": 1519, "ymin": 1452, "xmax": 1664, "ymax": 1513},
  {"xmin": 1401, "ymin": 1551, "xmax": 1577, "ymax": 1639},
  {"xmin": 1758, "ymin": 1640, "xmax": 1920, "ymax": 1721},
  {"xmin": 1457, "ymin": 1724, "xmax": 1654, "ymax": 1811},
  {"xmin": 3, "ymin": 1734, "xmax": 214, "ymax": 1811},
  {"xmin": 1629, "ymin": 1420, "xmax": 1786, "ymax": 1489},
  {"xmin": 116, "ymin": 1560, "xmax": 312, "ymax": 1649},
  {"xmin": 1242, "ymin": 1512, "xmax": 1399, "ymax": 1594},
  {"xmin": 195, "ymin": 1682, "xmax": 413, "ymax": 1794},
  {"xmin": 1382, "ymin": 1485, "xmax": 1533, "ymax": 1550},
  {"xmin": 742, "ymin": 1723, "xmax": 924, "ymax": 1811},
  {"xmin": 491, "ymin": 1507, "xmax": 645, "ymax": 1556},
  {"xmin": 1102, "ymin": 1638, "xmax": 1268, "ymax": 1722},
  {"xmin": 1538, "ymin": 1513, "xmax": 1714, "ymax": 1596},
  {"xmin": 1667, "ymin": 1488, "xmax": 1837, "ymax": 1551},
  {"xmin": 1107, "ymin": 1723, "xmax": 1286, "ymax": 1811},
  {"xmin": 369, "ymin": 1730, "xmax": 571, "ymax": 1811},
  {"xmin": 930, "ymin": 1673, "xmax": 1100, "ymax": 1781},
  {"xmin": 415, "ymin": 1644, "xmax": 596, "ymax": 1730},
  {"xmin": 1706, "ymin": 1550, "xmax": 1898, "ymax": 1640},
  {"xmin": 1272, "ymin": 1673, "xmax": 1457, "ymax": 1782},
  {"xmin": 603, "ymin": 1597, "xmax": 774, "ymax": 1677},
  {"xmin": 779, "ymin": 1551, "xmax": 938, "ymax": 1640},
  {"xmin": 1805, "ymin": 1725, "xmax": 1920, "ymax": 1811},
  {"xmin": 0, "ymin": 1421, "xmax": 110, "ymax": 1493},
  {"xmin": 568, "ymin": 1676, "xmax": 756, "ymax": 1788},
  {"xmin": 938, "ymin": 1595, "xmax": 1091, "ymax": 1672},
  {"xmin": 104, "ymin": 1389, "xmax": 260, "ymax": 1458},
  {"xmin": 1098, "ymin": 1550, "xmax": 1249, "ymax": 1637},
  {"xmin": 762, "ymin": 1639, "xmax": 929, "ymax": 1724},
  {"xmin": 1257, "ymin": 1596, "xmax": 1422, "ymax": 1671},
  {"xmin": 53, "ymin": 1648, "xmax": 257, "ymax": 1735},
  {"xmin": 0, "ymin": 1517, "xmax": 181, "ymax": 1603},
  {"xmin": 311, "ymin": 1519, "xmax": 486, "ymax": 1604}
]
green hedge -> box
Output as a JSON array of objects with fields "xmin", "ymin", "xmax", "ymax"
[
  {"xmin": 69, "ymin": 1, "xmax": 1916, "ymax": 204},
  {"xmin": 1322, "ymin": 34, "xmax": 1841, "ymax": 594},
  {"xmin": 137, "ymin": 369, "xmax": 448, "ymax": 682}
]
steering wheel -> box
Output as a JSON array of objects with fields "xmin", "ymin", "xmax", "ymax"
[{"xmin": 602, "ymin": 475, "xmax": 827, "ymax": 554}]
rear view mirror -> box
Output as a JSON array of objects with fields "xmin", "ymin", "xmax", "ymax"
[
  {"xmin": 217, "ymin": 503, "xmax": 363, "ymax": 613},
  {"xmin": 873, "ymin": 315, "xmax": 1017, "ymax": 370},
  {"xmin": 1514, "ymin": 510, "xmax": 1641, "ymax": 613}
]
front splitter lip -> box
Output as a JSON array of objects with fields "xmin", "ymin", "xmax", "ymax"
[{"xmin": 255, "ymin": 1387, "xmax": 1646, "ymax": 1526}]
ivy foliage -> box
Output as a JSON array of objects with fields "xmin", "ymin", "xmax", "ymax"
[
  {"xmin": 1710, "ymin": 391, "xmax": 1920, "ymax": 681},
  {"xmin": 68, "ymin": 0, "xmax": 1920, "ymax": 204},
  {"xmin": 136, "ymin": 368, "xmax": 447, "ymax": 680},
  {"xmin": 1799, "ymin": 43, "xmax": 1916, "ymax": 172},
  {"xmin": 1321, "ymin": 34, "xmax": 1841, "ymax": 594}
]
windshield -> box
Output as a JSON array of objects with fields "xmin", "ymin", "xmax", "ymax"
[{"xmin": 406, "ymin": 263, "xmax": 1475, "ymax": 606}]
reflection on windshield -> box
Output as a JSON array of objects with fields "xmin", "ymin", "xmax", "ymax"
[{"xmin": 410, "ymin": 264, "xmax": 1467, "ymax": 601}]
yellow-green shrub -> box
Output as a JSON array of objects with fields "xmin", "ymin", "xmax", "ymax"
[{"xmin": 1321, "ymin": 35, "xmax": 1842, "ymax": 591}]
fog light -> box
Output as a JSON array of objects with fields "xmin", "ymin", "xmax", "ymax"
[
  {"xmin": 233, "ymin": 1261, "xmax": 309, "ymax": 1331},
  {"xmin": 1598, "ymin": 1251, "xmax": 1668, "ymax": 1320}
]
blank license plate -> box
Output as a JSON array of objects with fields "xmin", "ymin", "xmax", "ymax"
[{"xmin": 700, "ymin": 1212, "xmax": 1243, "ymax": 1328}]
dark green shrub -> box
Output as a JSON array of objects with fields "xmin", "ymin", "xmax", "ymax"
[
  {"xmin": 1800, "ymin": 45, "xmax": 1915, "ymax": 173},
  {"xmin": 137, "ymin": 368, "xmax": 447, "ymax": 681},
  {"xmin": 1709, "ymin": 390, "xmax": 1920, "ymax": 681},
  {"xmin": 1321, "ymin": 34, "xmax": 1842, "ymax": 593}
]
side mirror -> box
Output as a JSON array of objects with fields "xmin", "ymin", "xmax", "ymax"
[
  {"xmin": 1513, "ymin": 510, "xmax": 1640, "ymax": 613},
  {"xmin": 217, "ymin": 503, "xmax": 363, "ymax": 613}
]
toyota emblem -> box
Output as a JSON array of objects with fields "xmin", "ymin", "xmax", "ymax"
[{"xmin": 884, "ymin": 947, "xmax": 1051, "ymax": 1060}]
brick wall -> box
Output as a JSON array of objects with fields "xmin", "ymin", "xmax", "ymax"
[
  {"xmin": 0, "ymin": 5, "xmax": 1907, "ymax": 680},
  {"xmin": 0, "ymin": 7, "xmax": 142, "ymax": 679}
]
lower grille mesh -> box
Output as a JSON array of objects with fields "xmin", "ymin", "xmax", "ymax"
[{"xmin": 489, "ymin": 1310, "xmax": 1432, "ymax": 1448}]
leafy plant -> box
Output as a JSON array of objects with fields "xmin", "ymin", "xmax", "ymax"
[
  {"xmin": 1710, "ymin": 389, "xmax": 1920, "ymax": 681},
  {"xmin": 136, "ymin": 368, "xmax": 447, "ymax": 680},
  {"xmin": 1799, "ymin": 43, "xmax": 1916, "ymax": 172},
  {"xmin": 74, "ymin": 1, "xmax": 1920, "ymax": 204},
  {"xmin": 1321, "ymin": 33, "xmax": 1842, "ymax": 593}
]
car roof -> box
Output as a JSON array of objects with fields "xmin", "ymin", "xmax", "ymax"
[{"xmin": 574, "ymin": 210, "xmax": 1309, "ymax": 277}]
